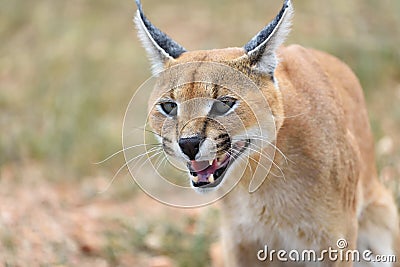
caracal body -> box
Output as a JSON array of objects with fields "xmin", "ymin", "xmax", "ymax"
[{"xmin": 134, "ymin": 0, "xmax": 399, "ymax": 266}]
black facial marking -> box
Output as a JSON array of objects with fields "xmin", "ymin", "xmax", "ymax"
[
  {"xmin": 169, "ymin": 89, "xmax": 176, "ymax": 100},
  {"xmin": 162, "ymin": 142, "xmax": 175, "ymax": 155},
  {"xmin": 163, "ymin": 137, "xmax": 172, "ymax": 143},
  {"xmin": 175, "ymin": 119, "xmax": 179, "ymax": 140},
  {"xmin": 216, "ymin": 140, "xmax": 231, "ymax": 151},
  {"xmin": 216, "ymin": 133, "xmax": 231, "ymax": 153},
  {"xmin": 201, "ymin": 117, "xmax": 211, "ymax": 137},
  {"xmin": 211, "ymin": 84, "xmax": 219, "ymax": 99},
  {"xmin": 216, "ymin": 133, "xmax": 230, "ymax": 140}
]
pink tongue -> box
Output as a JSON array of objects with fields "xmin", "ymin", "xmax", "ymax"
[
  {"xmin": 191, "ymin": 160, "xmax": 210, "ymax": 172},
  {"xmin": 190, "ymin": 160, "xmax": 218, "ymax": 183}
]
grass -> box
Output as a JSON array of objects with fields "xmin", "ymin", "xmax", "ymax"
[
  {"xmin": 1, "ymin": 0, "xmax": 399, "ymax": 178},
  {"xmin": 0, "ymin": 0, "xmax": 399, "ymax": 266},
  {"xmin": 101, "ymin": 208, "xmax": 218, "ymax": 267}
]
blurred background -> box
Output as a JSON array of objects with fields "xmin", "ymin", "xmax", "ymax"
[{"xmin": 0, "ymin": 0, "xmax": 399, "ymax": 266}]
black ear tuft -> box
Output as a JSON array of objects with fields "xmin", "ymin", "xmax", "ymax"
[
  {"xmin": 243, "ymin": 0, "xmax": 293, "ymax": 74},
  {"xmin": 135, "ymin": 0, "xmax": 186, "ymax": 59},
  {"xmin": 244, "ymin": 0, "xmax": 291, "ymax": 55}
]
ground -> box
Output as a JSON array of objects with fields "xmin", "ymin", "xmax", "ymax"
[{"xmin": 0, "ymin": 162, "xmax": 220, "ymax": 266}]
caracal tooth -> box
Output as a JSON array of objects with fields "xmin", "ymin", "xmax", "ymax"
[
  {"xmin": 209, "ymin": 174, "xmax": 215, "ymax": 184},
  {"xmin": 208, "ymin": 159, "xmax": 213, "ymax": 166},
  {"xmin": 192, "ymin": 176, "xmax": 199, "ymax": 183}
]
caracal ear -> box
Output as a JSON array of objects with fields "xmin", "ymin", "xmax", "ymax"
[
  {"xmin": 243, "ymin": 0, "xmax": 293, "ymax": 76},
  {"xmin": 134, "ymin": 0, "xmax": 186, "ymax": 76}
]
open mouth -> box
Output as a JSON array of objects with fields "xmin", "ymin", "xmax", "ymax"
[{"xmin": 188, "ymin": 139, "xmax": 250, "ymax": 188}]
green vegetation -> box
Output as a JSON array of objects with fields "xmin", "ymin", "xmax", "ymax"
[{"xmin": 1, "ymin": 0, "xmax": 399, "ymax": 177}]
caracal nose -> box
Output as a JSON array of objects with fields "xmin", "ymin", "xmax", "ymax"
[{"xmin": 178, "ymin": 135, "xmax": 204, "ymax": 160}]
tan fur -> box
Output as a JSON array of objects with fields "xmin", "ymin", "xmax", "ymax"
[
  {"xmin": 146, "ymin": 45, "xmax": 399, "ymax": 266},
  {"xmin": 218, "ymin": 45, "xmax": 400, "ymax": 266},
  {"xmin": 136, "ymin": 2, "xmax": 399, "ymax": 265}
]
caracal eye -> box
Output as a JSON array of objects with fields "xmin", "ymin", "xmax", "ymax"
[
  {"xmin": 159, "ymin": 101, "xmax": 177, "ymax": 116},
  {"xmin": 210, "ymin": 97, "xmax": 236, "ymax": 116}
]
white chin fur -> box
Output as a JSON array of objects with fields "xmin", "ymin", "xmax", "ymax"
[{"xmin": 192, "ymin": 185, "xmax": 219, "ymax": 194}]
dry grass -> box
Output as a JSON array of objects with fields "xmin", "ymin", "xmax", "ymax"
[{"xmin": 0, "ymin": 0, "xmax": 399, "ymax": 266}]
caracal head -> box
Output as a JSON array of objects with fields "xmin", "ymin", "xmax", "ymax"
[{"xmin": 134, "ymin": 0, "xmax": 293, "ymax": 193}]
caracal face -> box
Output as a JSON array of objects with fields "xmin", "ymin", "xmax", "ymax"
[{"xmin": 135, "ymin": 0, "xmax": 291, "ymax": 193}]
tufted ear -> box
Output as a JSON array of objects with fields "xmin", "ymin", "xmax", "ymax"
[
  {"xmin": 243, "ymin": 0, "xmax": 293, "ymax": 76},
  {"xmin": 134, "ymin": 0, "xmax": 186, "ymax": 75}
]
